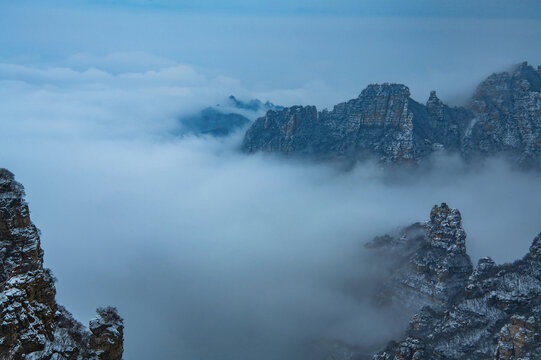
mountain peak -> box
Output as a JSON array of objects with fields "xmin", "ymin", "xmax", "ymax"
[
  {"xmin": 427, "ymin": 203, "xmax": 467, "ymax": 254},
  {"xmin": 426, "ymin": 90, "xmax": 441, "ymax": 105},
  {"xmin": 367, "ymin": 205, "xmax": 540, "ymax": 360},
  {"xmin": 226, "ymin": 95, "xmax": 282, "ymax": 112},
  {"xmin": 242, "ymin": 61, "xmax": 541, "ymax": 169},
  {"xmin": 529, "ymin": 233, "xmax": 541, "ymax": 260},
  {"xmin": 515, "ymin": 60, "xmax": 530, "ymax": 71},
  {"xmin": 359, "ymin": 83, "xmax": 410, "ymax": 99}
]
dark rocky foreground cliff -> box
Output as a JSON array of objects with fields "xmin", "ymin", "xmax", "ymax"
[
  {"xmin": 0, "ymin": 169, "xmax": 123, "ymax": 360},
  {"xmin": 242, "ymin": 62, "xmax": 541, "ymax": 168},
  {"xmin": 330, "ymin": 203, "xmax": 540, "ymax": 360}
]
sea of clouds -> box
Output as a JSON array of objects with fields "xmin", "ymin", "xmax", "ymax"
[{"xmin": 1, "ymin": 56, "xmax": 541, "ymax": 360}]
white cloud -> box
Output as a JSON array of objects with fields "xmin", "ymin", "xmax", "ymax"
[{"xmin": 1, "ymin": 57, "xmax": 541, "ymax": 360}]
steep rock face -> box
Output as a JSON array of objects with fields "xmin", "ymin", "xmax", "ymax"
[
  {"xmin": 327, "ymin": 203, "xmax": 540, "ymax": 360},
  {"xmin": 324, "ymin": 204, "xmax": 475, "ymax": 360},
  {"xmin": 89, "ymin": 307, "xmax": 124, "ymax": 360},
  {"xmin": 411, "ymin": 91, "xmax": 471, "ymax": 156},
  {"xmin": 242, "ymin": 62, "xmax": 541, "ymax": 168},
  {"xmin": 321, "ymin": 84, "xmax": 415, "ymax": 163},
  {"xmin": 0, "ymin": 169, "xmax": 124, "ymax": 360},
  {"xmin": 367, "ymin": 204, "xmax": 473, "ymax": 310},
  {"xmin": 463, "ymin": 62, "xmax": 541, "ymax": 168},
  {"xmin": 242, "ymin": 105, "xmax": 320, "ymax": 155},
  {"xmin": 371, "ymin": 211, "xmax": 541, "ymax": 360},
  {"xmin": 243, "ymin": 84, "xmax": 469, "ymax": 164}
]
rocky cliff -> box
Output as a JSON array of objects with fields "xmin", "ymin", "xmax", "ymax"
[
  {"xmin": 362, "ymin": 204, "xmax": 540, "ymax": 360},
  {"xmin": 0, "ymin": 169, "xmax": 123, "ymax": 360},
  {"xmin": 367, "ymin": 204, "xmax": 473, "ymax": 310},
  {"xmin": 242, "ymin": 62, "xmax": 541, "ymax": 168},
  {"xmin": 463, "ymin": 62, "xmax": 541, "ymax": 168}
]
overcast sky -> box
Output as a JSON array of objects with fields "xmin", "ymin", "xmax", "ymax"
[
  {"xmin": 2, "ymin": 1, "xmax": 541, "ymax": 106},
  {"xmin": 8, "ymin": 0, "xmax": 541, "ymax": 17}
]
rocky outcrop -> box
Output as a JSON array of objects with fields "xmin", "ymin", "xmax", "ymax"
[
  {"xmin": 325, "ymin": 203, "xmax": 540, "ymax": 360},
  {"xmin": 495, "ymin": 315, "xmax": 536, "ymax": 360},
  {"xmin": 242, "ymin": 62, "xmax": 541, "ymax": 168},
  {"xmin": 0, "ymin": 169, "xmax": 124, "ymax": 359},
  {"xmin": 242, "ymin": 105, "xmax": 321, "ymax": 155},
  {"xmin": 243, "ymin": 84, "xmax": 466, "ymax": 164},
  {"xmin": 366, "ymin": 204, "xmax": 473, "ymax": 312},
  {"xmin": 463, "ymin": 62, "xmax": 541, "ymax": 168},
  {"xmin": 89, "ymin": 307, "xmax": 124, "ymax": 360},
  {"xmin": 426, "ymin": 203, "xmax": 466, "ymax": 254},
  {"xmin": 367, "ymin": 204, "xmax": 541, "ymax": 360}
]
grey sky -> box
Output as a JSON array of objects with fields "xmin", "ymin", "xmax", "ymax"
[
  {"xmin": 9, "ymin": 0, "xmax": 541, "ymax": 18},
  {"xmin": 2, "ymin": 2, "xmax": 541, "ymax": 107}
]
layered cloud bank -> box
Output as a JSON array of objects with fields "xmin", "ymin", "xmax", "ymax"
[{"xmin": 1, "ymin": 59, "xmax": 541, "ymax": 360}]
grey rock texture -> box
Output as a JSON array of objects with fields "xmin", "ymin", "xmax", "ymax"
[
  {"xmin": 89, "ymin": 307, "xmax": 124, "ymax": 360},
  {"xmin": 368, "ymin": 204, "xmax": 473, "ymax": 311},
  {"xmin": 242, "ymin": 62, "xmax": 541, "ymax": 168},
  {"xmin": 0, "ymin": 169, "xmax": 124, "ymax": 360},
  {"xmin": 463, "ymin": 62, "xmax": 541, "ymax": 168},
  {"xmin": 242, "ymin": 84, "xmax": 444, "ymax": 164},
  {"xmin": 366, "ymin": 204, "xmax": 541, "ymax": 360}
]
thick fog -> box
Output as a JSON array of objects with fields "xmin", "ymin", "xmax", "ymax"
[
  {"xmin": 1, "ymin": 59, "xmax": 540, "ymax": 360},
  {"xmin": 2, "ymin": 2, "xmax": 541, "ymax": 358}
]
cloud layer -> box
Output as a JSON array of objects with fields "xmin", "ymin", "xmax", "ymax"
[{"xmin": 1, "ymin": 59, "xmax": 541, "ymax": 359}]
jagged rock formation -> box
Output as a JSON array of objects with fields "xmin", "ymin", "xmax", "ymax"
[
  {"xmin": 0, "ymin": 169, "xmax": 123, "ymax": 360},
  {"xmin": 242, "ymin": 62, "xmax": 541, "ymax": 168},
  {"xmin": 226, "ymin": 95, "xmax": 282, "ymax": 113},
  {"xmin": 242, "ymin": 84, "xmax": 468, "ymax": 163},
  {"xmin": 364, "ymin": 204, "xmax": 541, "ymax": 360},
  {"xmin": 463, "ymin": 62, "xmax": 541, "ymax": 168},
  {"xmin": 368, "ymin": 204, "xmax": 473, "ymax": 310},
  {"xmin": 89, "ymin": 307, "xmax": 124, "ymax": 360}
]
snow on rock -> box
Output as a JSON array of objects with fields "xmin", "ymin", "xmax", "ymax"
[
  {"xmin": 242, "ymin": 62, "xmax": 541, "ymax": 169},
  {"xmin": 0, "ymin": 169, "xmax": 124, "ymax": 359},
  {"xmin": 369, "ymin": 204, "xmax": 541, "ymax": 360},
  {"xmin": 89, "ymin": 307, "xmax": 123, "ymax": 360}
]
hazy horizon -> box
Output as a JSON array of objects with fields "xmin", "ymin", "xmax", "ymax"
[{"xmin": 2, "ymin": 2, "xmax": 541, "ymax": 108}]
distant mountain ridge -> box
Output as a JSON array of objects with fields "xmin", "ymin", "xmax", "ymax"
[
  {"xmin": 226, "ymin": 95, "xmax": 283, "ymax": 113},
  {"xmin": 242, "ymin": 62, "xmax": 541, "ymax": 168},
  {"xmin": 178, "ymin": 95, "xmax": 282, "ymax": 137}
]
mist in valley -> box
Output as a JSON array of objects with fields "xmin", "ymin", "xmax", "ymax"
[
  {"xmin": 1, "ymin": 2, "xmax": 541, "ymax": 359},
  {"xmin": 0, "ymin": 61, "xmax": 540, "ymax": 360}
]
